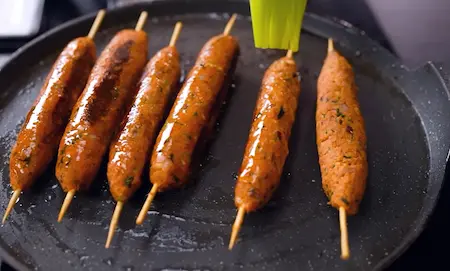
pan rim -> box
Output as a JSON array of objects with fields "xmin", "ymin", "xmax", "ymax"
[{"xmin": 0, "ymin": 1, "xmax": 448, "ymax": 270}]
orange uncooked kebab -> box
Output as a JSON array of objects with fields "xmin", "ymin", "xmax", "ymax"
[
  {"xmin": 229, "ymin": 50, "xmax": 301, "ymax": 249},
  {"xmin": 105, "ymin": 22, "xmax": 183, "ymax": 248},
  {"xmin": 316, "ymin": 39, "xmax": 368, "ymax": 259},
  {"xmin": 3, "ymin": 9, "xmax": 106, "ymax": 223}
]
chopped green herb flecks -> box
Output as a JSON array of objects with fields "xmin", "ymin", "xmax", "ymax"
[
  {"xmin": 277, "ymin": 106, "xmax": 285, "ymax": 119},
  {"xmin": 343, "ymin": 155, "xmax": 352, "ymax": 159},
  {"xmin": 248, "ymin": 187, "xmax": 257, "ymax": 198},
  {"xmin": 20, "ymin": 156, "xmax": 31, "ymax": 165},
  {"xmin": 59, "ymin": 145, "xmax": 67, "ymax": 155},
  {"xmin": 276, "ymin": 131, "xmax": 282, "ymax": 141},
  {"xmin": 124, "ymin": 176, "xmax": 133, "ymax": 188},
  {"xmin": 336, "ymin": 108, "xmax": 345, "ymax": 118},
  {"xmin": 341, "ymin": 197, "xmax": 350, "ymax": 205},
  {"xmin": 193, "ymin": 111, "xmax": 198, "ymax": 117},
  {"xmin": 64, "ymin": 156, "xmax": 71, "ymax": 166},
  {"xmin": 173, "ymin": 175, "xmax": 181, "ymax": 183},
  {"xmin": 346, "ymin": 125, "xmax": 353, "ymax": 134}
]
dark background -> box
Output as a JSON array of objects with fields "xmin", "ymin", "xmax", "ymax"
[{"xmin": 0, "ymin": 0, "xmax": 448, "ymax": 270}]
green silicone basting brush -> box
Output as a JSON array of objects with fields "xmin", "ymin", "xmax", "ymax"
[{"xmin": 250, "ymin": 0, "xmax": 308, "ymax": 52}]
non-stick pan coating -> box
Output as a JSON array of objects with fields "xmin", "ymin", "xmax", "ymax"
[{"xmin": 0, "ymin": 1, "xmax": 449, "ymax": 270}]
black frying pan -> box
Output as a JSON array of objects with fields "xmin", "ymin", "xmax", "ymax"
[{"xmin": 0, "ymin": 1, "xmax": 449, "ymax": 270}]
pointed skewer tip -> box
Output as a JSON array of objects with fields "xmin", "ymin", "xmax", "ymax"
[
  {"xmin": 105, "ymin": 201, "xmax": 124, "ymax": 248},
  {"xmin": 339, "ymin": 206, "xmax": 350, "ymax": 260},
  {"xmin": 228, "ymin": 207, "xmax": 245, "ymax": 250},
  {"xmin": 2, "ymin": 190, "xmax": 21, "ymax": 224},
  {"xmin": 136, "ymin": 184, "xmax": 159, "ymax": 225},
  {"xmin": 58, "ymin": 190, "xmax": 75, "ymax": 222}
]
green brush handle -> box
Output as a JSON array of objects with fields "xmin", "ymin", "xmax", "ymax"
[{"xmin": 250, "ymin": 0, "xmax": 308, "ymax": 51}]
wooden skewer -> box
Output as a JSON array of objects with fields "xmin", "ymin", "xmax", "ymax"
[
  {"xmin": 228, "ymin": 206, "xmax": 245, "ymax": 250},
  {"xmin": 328, "ymin": 38, "xmax": 334, "ymax": 53},
  {"xmin": 136, "ymin": 184, "xmax": 159, "ymax": 225},
  {"xmin": 223, "ymin": 14, "xmax": 237, "ymax": 36},
  {"xmin": 135, "ymin": 11, "xmax": 148, "ymax": 31},
  {"xmin": 87, "ymin": 9, "xmax": 106, "ymax": 39},
  {"xmin": 286, "ymin": 50, "xmax": 293, "ymax": 58},
  {"xmin": 169, "ymin": 22, "xmax": 183, "ymax": 47},
  {"xmin": 339, "ymin": 206, "xmax": 350, "ymax": 260},
  {"xmin": 326, "ymin": 38, "xmax": 350, "ymax": 260},
  {"xmin": 105, "ymin": 201, "xmax": 123, "ymax": 248},
  {"xmin": 2, "ymin": 190, "xmax": 21, "ymax": 224},
  {"xmin": 58, "ymin": 190, "xmax": 75, "ymax": 222}
]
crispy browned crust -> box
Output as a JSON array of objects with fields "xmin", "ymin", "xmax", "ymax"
[
  {"xmin": 56, "ymin": 30, "xmax": 148, "ymax": 192},
  {"xmin": 150, "ymin": 35, "xmax": 239, "ymax": 191},
  {"xmin": 235, "ymin": 56, "xmax": 300, "ymax": 212},
  {"xmin": 10, "ymin": 37, "xmax": 96, "ymax": 190},
  {"xmin": 107, "ymin": 46, "xmax": 180, "ymax": 202}
]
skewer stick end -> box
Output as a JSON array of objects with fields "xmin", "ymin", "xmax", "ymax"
[
  {"xmin": 328, "ymin": 38, "xmax": 334, "ymax": 53},
  {"xmin": 223, "ymin": 13, "xmax": 238, "ymax": 36},
  {"xmin": 58, "ymin": 190, "xmax": 75, "ymax": 222},
  {"xmin": 286, "ymin": 50, "xmax": 293, "ymax": 58},
  {"xmin": 87, "ymin": 9, "xmax": 106, "ymax": 39},
  {"xmin": 105, "ymin": 201, "xmax": 124, "ymax": 249},
  {"xmin": 339, "ymin": 206, "xmax": 350, "ymax": 260},
  {"xmin": 169, "ymin": 21, "xmax": 183, "ymax": 47},
  {"xmin": 135, "ymin": 11, "xmax": 148, "ymax": 31},
  {"xmin": 2, "ymin": 190, "xmax": 21, "ymax": 224},
  {"xmin": 136, "ymin": 184, "xmax": 159, "ymax": 225},
  {"xmin": 228, "ymin": 207, "xmax": 245, "ymax": 250}
]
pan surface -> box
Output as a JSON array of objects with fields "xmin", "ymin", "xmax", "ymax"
[{"xmin": 0, "ymin": 1, "xmax": 449, "ymax": 270}]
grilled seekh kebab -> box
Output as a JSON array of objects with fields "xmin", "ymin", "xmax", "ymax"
[
  {"xmin": 2, "ymin": 10, "xmax": 106, "ymax": 224},
  {"xmin": 56, "ymin": 11, "xmax": 149, "ymax": 222},
  {"xmin": 316, "ymin": 39, "xmax": 368, "ymax": 259},
  {"xmin": 136, "ymin": 14, "xmax": 240, "ymax": 225},
  {"xmin": 105, "ymin": 22, "xmax": 183, "ymax": 248},
  {"xmin": 229, "ymin": 50, "xmax": 301, "ymax": 249}
]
